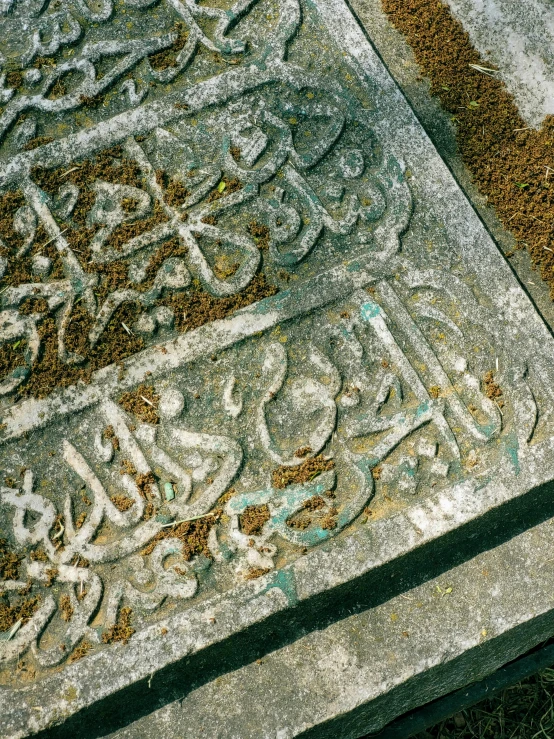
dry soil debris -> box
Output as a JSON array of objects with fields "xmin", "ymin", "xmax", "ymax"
[
  {"xmin": 148, "ymin": 22, "xmax": 189, "ymax": 71},
  {"xmin": 141, "ymin": 512, "xmax": 219, "ymax": 559},
  {"xmin": 69, "ymin": 639, "xmax": 92, "ymax": 663},
  {"xmin": 110, "ymin": 495, "xmax": 135, "ymax": 512},
  {"xmin": 101, "ymin": 606, "xmax": 135, "ymax": 645},
  {"xmin": 59, "ymin": 594, "xmax": 73, "ymax": 622},
  {"xmin": 0, "ymin": 539, "xmax": 22, "ymax": 581},
  {"xmin": 239, "ymin": 504, "xmax": 270, "ymax": 536},
  {"xmin": 245, "ymin": 567, "xmax": 271, "ymax": 580},
  {"xmin": 119, "ymin": 384, "xmax": 160, "ymax": 424},
  {"xmin": 483, "ymin": 370, "xmax": 504, "ymax": 407},
  {"xmin": 160, "ymin": 273, "xmax": 278, "ymax": 333},
  {"xmin": 382, "ymin": 0, "xmax": 554, "ymax": 297},
  {"xmin": 0, "ymin": 595, "xmax": 40, "ymax": 633},
  {"xmin": 272, "ymin": 455, "xmax": 335, "ymax": 489}
]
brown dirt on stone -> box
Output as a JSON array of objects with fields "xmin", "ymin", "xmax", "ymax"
[
  {"xmin": 120, "ymin": 459, "xmax": 137, "ymax": 476},
  {"xmin": 248, "ymin": 221, "xmax": 270, "ymax": 250},
  {"xmin": 101, "ymin": 606, "xmax": 135, "ymax": 645},
  {"xmin": 141, "ymin": 512, "xmax": 220, "ymax": 559},
  {"xmin": 79, "ymin": 93, "xmax": 104, "ymax": 108},
  {"xmin": 286, "ymin": 495, "xmax": 332, "ymax": 530},
  {"xmin": 321, "ymin": 506, "xmax": 338, "ymax": 530},
  {"xmin": 159, "ymin": 273, "xmax": 278, "ymax": 333},
  {"xmin": 206, "ymin": 177, "xmax": 242, "ymax": 203},
  {"xmin": 302, "ymin": 495, "xmax": 326, "ymax": 512},
  {"xmin": 119, "ymin": 384, "xmax": 160, "ymax": 424},
  {"xmin": 59, "ymin": 594, "xmax": 73, "ymax": 622},
  {"xmin": 69, "ymin": 639, "xmax": 92, "ymax": 662},
  {"xmin": 483, "ymin": 370, "xmax": 504, "ymax": 407},
  {"xmin": 104, "ymin": 425, "xmax": 120, "ymax": 450},
  {"xmin": 164, "ymin": 178, "xmax": 189, "ymax": 208},
  {"xmin": 6, "ymin": 71, "xmax": 23, "ymax": 90},
  {"xmin": 17, "ymin": 302, "xmax": 145, "ymax": 400},
  {"xmin": 23, "ymin": 136, "xmax": 54, "ymax": 151},
  {"xmin": 110, "ymin": 494, "xmax": 135, "ymax": 512},
  {"xmin": 239, "ymin": 504, "xmax": 270, "ymax": 536},
  {"xmin": 136, "ymin": 472, "xmax": 156, "ymax": 501},
  {"xmin": 29, "ymin": 548, "xmax": 49, "ymax": 562},
  {"xmin": 136, "ymin": 235, "xmax": 188, "ymax": 292},
  {"xmin": 0, "ymin": 539, "xmax": 22, "ymax": 581},
  {"xmin": 0, "ymin": 147, "xmax": 277, "ymax": 402},
  {"xmin": 0, "ymin": 340, "xmax": 27, "ymax": 382},
  {"xmin": 381, "ymin": 0, "xmax": 554, "ymax": 296},
  {"xmin": 272, "ymin": 456, "xmax": 335, "ymax": 490},
  {"xmin": 149, "ymin": 22, "xmax": 189, "ymax": 71},
  {"xmin": 245, "ymin": 567, "xmax": 271, "ymax": 580},
  {"xmin": 104, "ymin": 201, "xmax": 168, "ymax": 253},
  {"xmin": 49, "ymin": 79, "xmax": 66, "ymax": 99},
  {"xmin": 0, "ymin": 596, "xmax": 40, "ymax": 633}
]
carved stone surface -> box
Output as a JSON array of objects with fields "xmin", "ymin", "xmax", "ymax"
[{"xmin": 1, "ymin": 0, "xmax": 554, "ymax": 736}]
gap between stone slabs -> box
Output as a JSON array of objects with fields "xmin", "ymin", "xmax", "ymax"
[{"xmin": 366, "ymin": 637, "xmax": 554, "ymax": 738}]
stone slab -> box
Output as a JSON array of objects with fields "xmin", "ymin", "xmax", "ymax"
[
  {"xmin": 443, "ymin": 0, "xmax": 554, "ymax": 128},
  {"xmin": 105, "ymin": 493, "xmax": 554, "ymax": 739},
  {"xmin": 1, "ymin": 0, "xmax": 554, "ymax": 737}
]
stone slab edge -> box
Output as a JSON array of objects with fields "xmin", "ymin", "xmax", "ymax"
[{"xmin": 106, "ymin": 479, "xmax": 554, "ymax": 739}]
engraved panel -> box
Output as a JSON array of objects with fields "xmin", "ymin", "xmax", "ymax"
[{"xmin": 1, "ymin": 0, "xmax": 554, "ymax": 719}]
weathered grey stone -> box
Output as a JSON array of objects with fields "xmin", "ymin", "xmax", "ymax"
[
  {"xmin": 0, "ymin": 0, "xmax": 554, "ymax": 737},
  {"xmin": 443, "ymin": 0, "xmax": 554, "ymax": 128},
  {"xmin": 106, "ymin": 500, "xmax": 554, "ymax": 739}
]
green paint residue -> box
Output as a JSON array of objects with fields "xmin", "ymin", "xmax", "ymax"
[{"xmin": 360, "ymin": 301, "xmax": 381, "ymax": 321}]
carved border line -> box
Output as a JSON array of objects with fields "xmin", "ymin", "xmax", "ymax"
[{"xmin": 0, "ymin": 254, "xmax": 382, "ymax": 444}]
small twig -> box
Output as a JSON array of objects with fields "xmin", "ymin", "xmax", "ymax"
[
  {"xmin": 469, "ymin": 63, "xmax": 499, "ymax": 76},
  {"xmin": 514, "ymin": 127, "xmax": 531, "ymax": 132},
  {"xmin": 37, "ymin": 228, "xmax": 69, "ymax": 252},
  {"xmin": 544, "ymin": 246, "xmax": 554, "ymax": 253},
  {"xmin": 0, "ymin": 619, "xmax": 22, "ymax": 643},
  {"xmin": 60, "ymin": 166, "xmax": 80, "ymax": 178},
  {"xmin": 160, "ymin": 511, "xmax": 218, "ymax": 527},
  {"xmin": 121, "ymin": 322, "xmax": 133, "ymax": 335},
  {"xmin": 52, "ymin": 521, "xmax": 65, "ymax": 540},
  {"xmin": 140, "ymin": 395, "xmax": 153, "ymax": 406}
]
